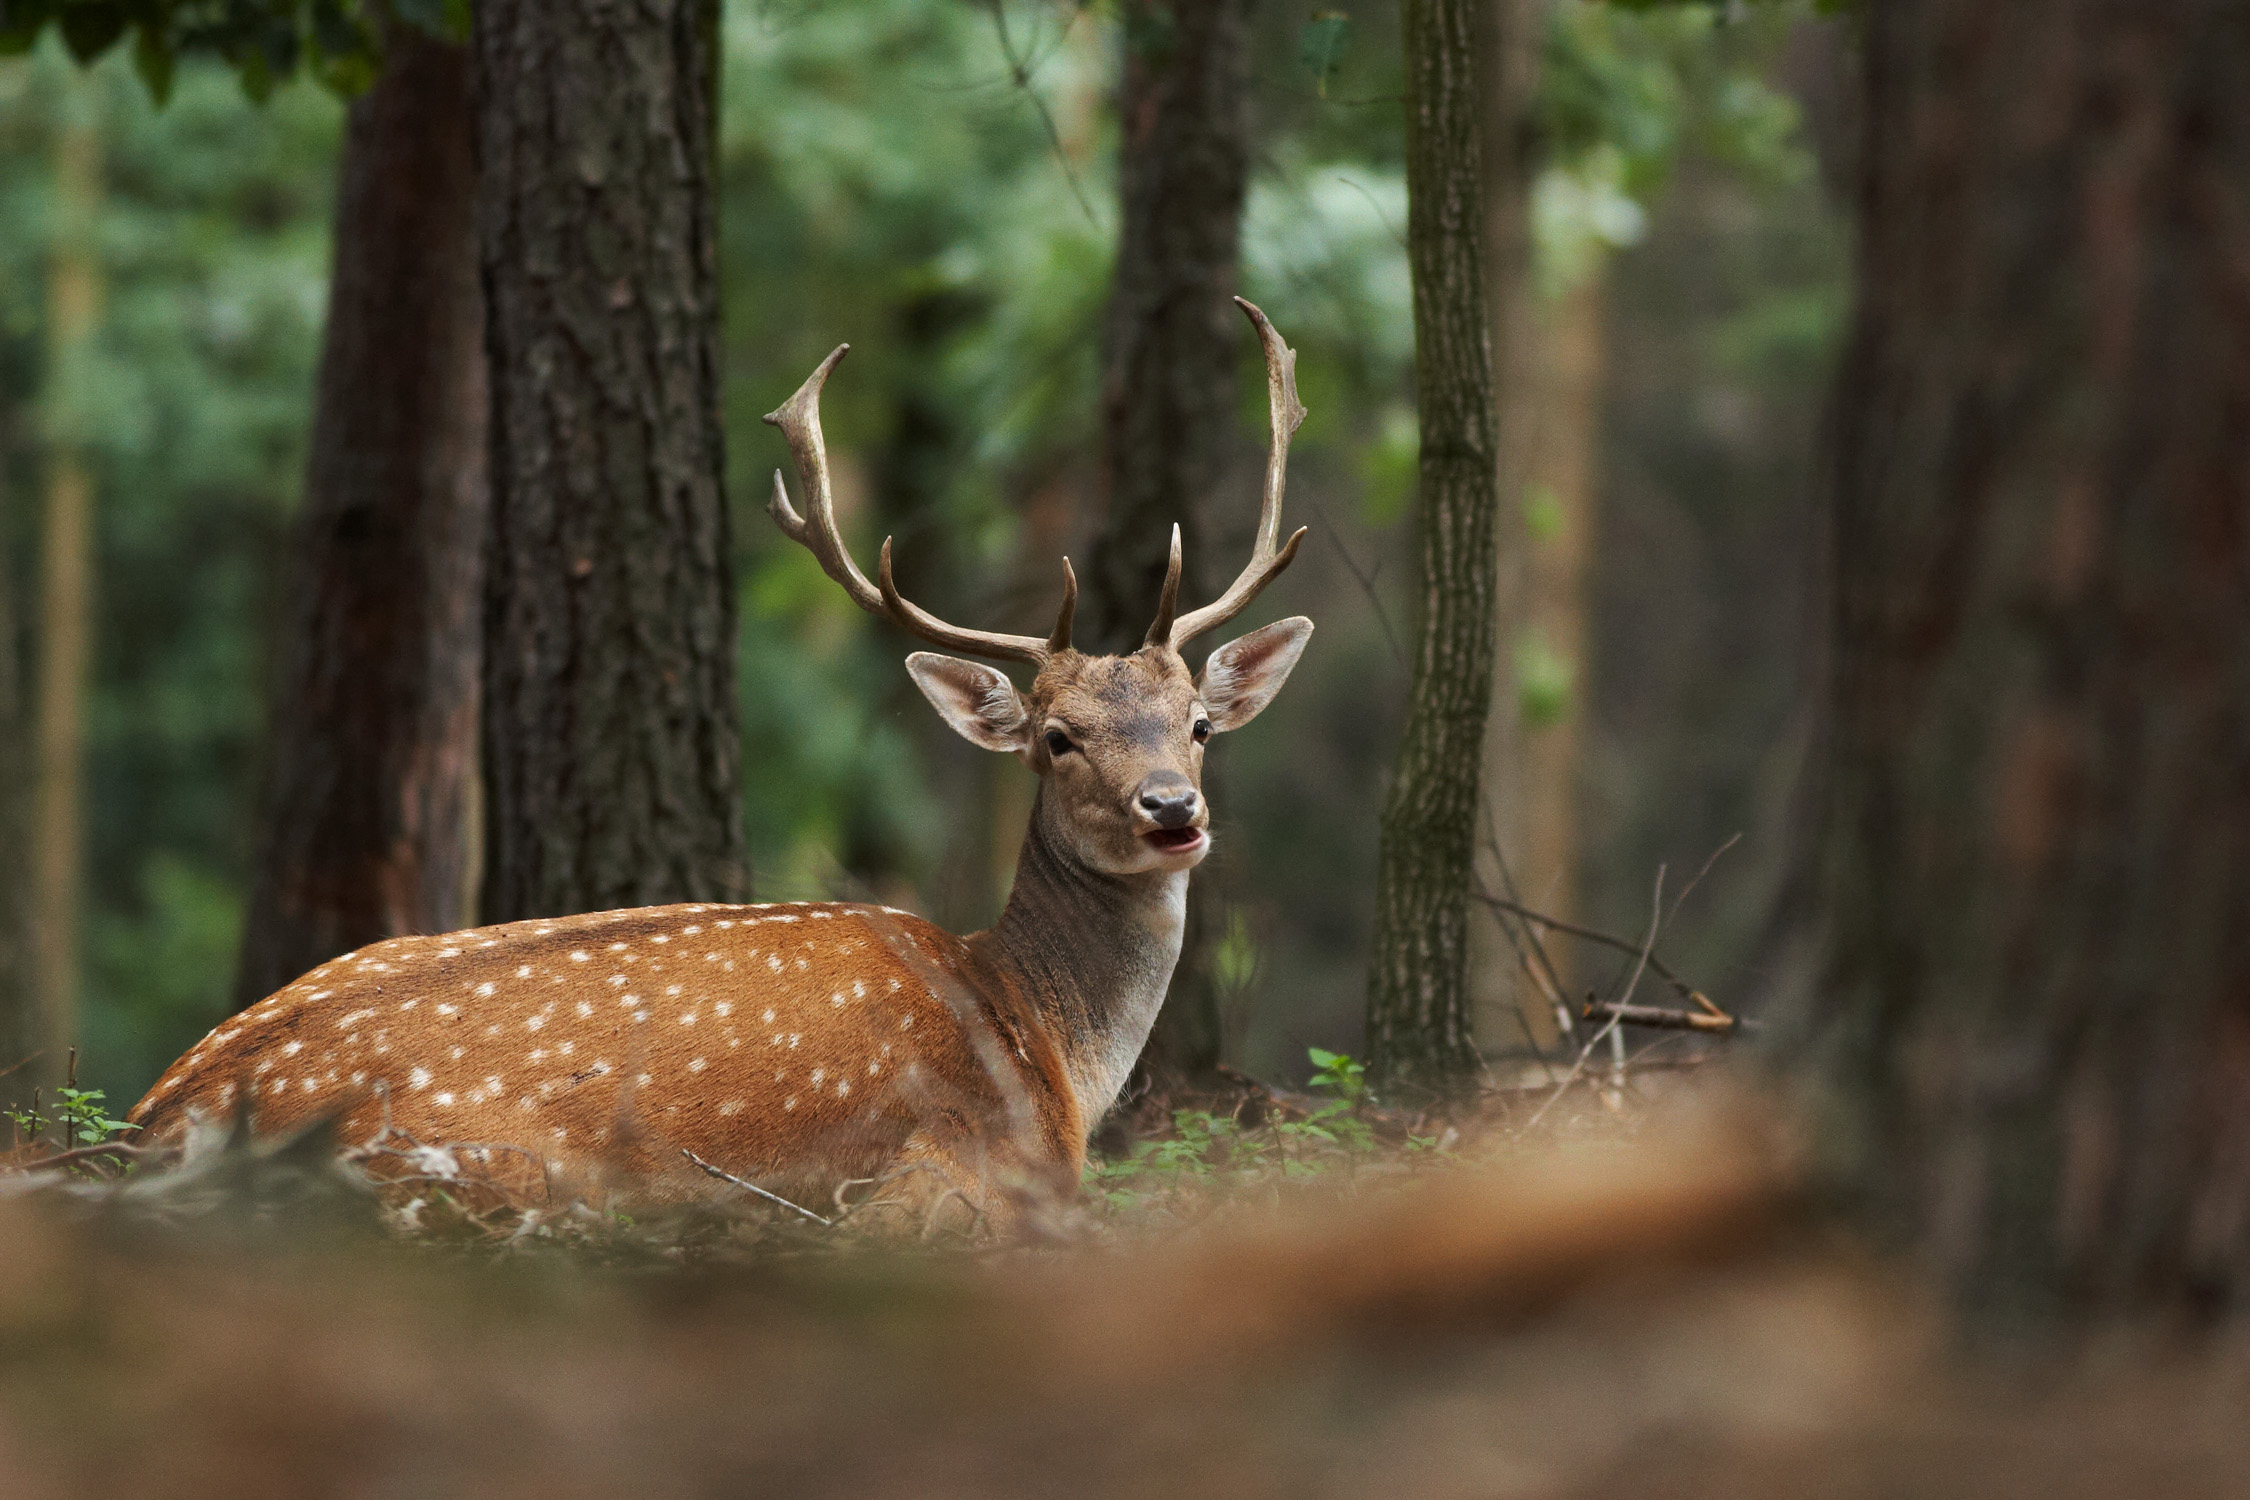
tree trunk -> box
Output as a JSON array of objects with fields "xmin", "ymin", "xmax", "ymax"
[
  {"xmin": 32, "ymin": 95, "xmax": 100, "ymax": 1093},
  {"xmin": 1814, "ymin": 0, "xmax": 2250, "ymax": 1324},
  {"xmin": 0, "ymin": 493, "xmax": 26, "ymax": 1106},
  {"xmin": 1091, "ymin": 0, "xmax": 1253, "ymax": 1095},
  {"xmin": 1478, "ymin": 265, "xmax": 1607, "ymax": 1051},
  {"xmin": 474, "ymin": 0, "xmax": 744, "ymax": 922},
  {"xmin": 232, "ymin": 28, "xmax": 486, "ymax": 1007},
  {"xmin": 1469, "ymin": 0, "xmax": 1546, "ymax": 1054},
  {"xmin": 1368, "ymin": 0, "xmax": 1502, "ymax": 1097}
]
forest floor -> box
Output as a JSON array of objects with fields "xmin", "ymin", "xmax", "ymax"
[{"xmin": 0, "ymin": 1059, "xmax": 2245, "ymax": 1498}]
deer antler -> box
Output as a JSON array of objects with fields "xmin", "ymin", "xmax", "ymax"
[
  {"xmin": 764, "ymin": 346, "xmax": 1073, "ymax": 667},
  {"xmin": 1160, "ymin": 298, "xmax": 1310, "ymax": 652}
]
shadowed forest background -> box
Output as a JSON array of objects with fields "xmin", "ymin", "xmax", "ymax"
[{"xmin": 0, "ymin": 0, "xmax": 1844, "ymax": 1107}]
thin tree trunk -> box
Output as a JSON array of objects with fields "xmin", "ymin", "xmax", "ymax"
[
  {"xmin": 474, "ymin": 0, "xmax": 744, "ymax": 922},
  {"xmin": 1490, "ymin": 267, "xmax": 1606, "ymax": 1047},
  {"xmin": 1368, "ymin": 0, "xmax": 1502, "ymax": 1098},
  {"xmin": 0, "ymin": 490, "xmax": 26, "ymax": 1106},
  {"xmin": 232, "ymin": 28, "xmax": 486, "ymax": 1006},
  {"xmin": 33, "ymin": 95, "xmax": 99, "ymax": 1092},
  {"xmin": 1813, "ymin": 0, "xmax": 2250, "ymax": 1324},
  {"xmin": 1469, "ymin": 0, "xmax": 1544, "ymax": 1053},
  {"xmin": 1090, "ymin": 0, "xmax": 1253, "ymax": 1096}
]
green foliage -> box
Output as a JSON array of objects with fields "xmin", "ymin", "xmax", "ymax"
[
  {"xmin": 7, "ymin": 1082, "xmax": 136, "ymax": 1146},
  {"xmin": 1534, "ymin": 2, "xmax": 1812, "ymax": 295},
  {"xmin": 0, "ymin": 0, "xmax": 461, "ymax": 103},
  {"xmin": 1304, "ymin": 1045, "xmax": 1365, "ymax": 1102},
  {"xmin": 1515, "ymin": 630, "xmax": 1573, "ymax": 729},
  {"xmin": 51, "ymin": 1083, "xmax": 134, "ymax": 1142},
  {"xmin": 719, "ymin": 0, "xmax": 1111, "ymax": 901},
  {"xmin": 1085, "ymin": 1049, "xmax": 1389, "ymax": 1209},
  {"xmin": 0, "ymin": 44, "xmax": 340, "ymax": 1103}
]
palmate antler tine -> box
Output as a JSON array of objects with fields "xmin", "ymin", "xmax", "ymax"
[
  {"xmin": 876, "ymin": 540, "xmax": 1053, "ymax": 665},
  {"xmin": 1166, "ymin": 298, "xmax": 1311, "ymax": 651},
  {"xmin": 762, "ymin": 344, "xmax": 887, "ymax": 617},
  {"xmin": 767, "ymin": 345, "xmax": 1063, "ymax": 667}
]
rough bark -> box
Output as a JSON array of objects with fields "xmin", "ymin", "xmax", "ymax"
[
  {"xmin": 1367, "ymin": 0, "xmax": 1502, "ymax": 1096},
  {"xmin": 1090, "ymin": 0, "xmax": 1253, "ymax": 1094},
  {"xmin": 474, "ymin": 0, "xmax": 744, "ymax": 922},
  {"xmin": 32, "ymin": 101, "xmax": 99, "ymax": 1091},
  {"xmin": 233, "ymin": 28, "xmax": 486, "ymax": 1007},
  {"xmin": 1813, "ymin": 0, "xmax": 2250, "ymax": 1323}
]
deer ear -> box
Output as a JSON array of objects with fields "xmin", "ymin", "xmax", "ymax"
[
  {"xmin": 905, "ymin": 652, "xmax": 1030, "ymax": 753},
  {"xmin": 1197, "ymin": 616, "xmax": 1313, "ymax": 732}
]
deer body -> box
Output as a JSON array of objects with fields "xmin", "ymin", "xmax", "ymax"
[{"xmin": 130, "ymin": 299, "xmax": 1313, "ymax": 1228}]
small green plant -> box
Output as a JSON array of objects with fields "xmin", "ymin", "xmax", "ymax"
[
  {"xmin": 1305, "ymin": 1047, "xmax": 1366, "ymax": 1102},
  {"xmin": 4, "ymin": 1096, "xmax": 44, "ymax": 1146},
  {"xmin": 51, "ymin": 1086, "xmax": 136, "ymax": 1147},
  {"xmin": 7, "ymin": 1065, "xmax": 139, "ymax": 1161},
  {"xmin": 1279, "ymin": 1099, "xmax": 1377, "ymax": 1156},
  {"xmin": 1127, "ymin": 1110, "xmax": 1239, "ymax": 1177}
]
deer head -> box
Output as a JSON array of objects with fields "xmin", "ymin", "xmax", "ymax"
[{"xmin": 762, "ymin": 297, "xmax": 1315, "ymax": 880}]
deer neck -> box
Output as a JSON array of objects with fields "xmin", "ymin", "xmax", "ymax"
[{"xmin": 969, "ymin": 787, "xmax": 1187, "ymax": 1130}]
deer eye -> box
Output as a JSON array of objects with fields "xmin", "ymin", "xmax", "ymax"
[
  {"xmin": 1192, "ymin": 718, "xmax": 1212, "ymax": 744},
  {"xmin": 1044, "ymin": 729, "xmax": 1077, "ymax": 758}
]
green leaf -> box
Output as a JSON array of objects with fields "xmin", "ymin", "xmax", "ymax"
[
  {"xmin": 1307, "ymin": 1047, "xmax": 1339, "ymax": 1069},
  {"xmin": 131, "ymin": 21, "xmax": 174, "ymax": 104},
  {"xmin": 60, "ymin": 1, "xmax": 127, "ymax": 61},
  {"xmin": 1298, "ymin": 11, "xmax": 1349, "ymax": 98}
]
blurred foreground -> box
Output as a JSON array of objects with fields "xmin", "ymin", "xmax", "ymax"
[{"xmin": 1, "ymin": 1084, "xmax": 2244, "ymax": 1499}]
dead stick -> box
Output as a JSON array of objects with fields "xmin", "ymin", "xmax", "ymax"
[
  {"xmin": 12, "ymin": 1139, "xmax": 160, "ymax": 1174},
  {"xmin": 681, "ymin": 1149, "xmax": 832, "ymax": 1227},
  {"xmin": 1580, "ymin": 1000, "xmax": 1753, "ymax": 1035}
]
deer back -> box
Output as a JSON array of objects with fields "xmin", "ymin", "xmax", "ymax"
[{"xmin": 128, "ymin": 903, "xmax": 1085, "ymax": 1208}]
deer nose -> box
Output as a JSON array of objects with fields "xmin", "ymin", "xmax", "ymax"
[{"xmin": 1136, "ymin": 775, "xmax": 1201, "ymax": 829}]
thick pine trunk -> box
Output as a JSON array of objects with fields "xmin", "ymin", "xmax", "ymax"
[
  {"xmin": 1091, "ymin": 0, "xmax": 1253, "ymax": 1094},
  {"xmin": 1368, "ymin": 0, "xmax": 1502, "ymax": 1096},
  {"xmin": 233, "ymin": 28, "xmax": 486, "ymax": 1007},
  {"xmin": 1815, "ymin": 0, "xmax": 2250, "ymax": 1322},
  {"xmin": 474, "ymin": 0, "xmax": 744, "ymax": 922}
]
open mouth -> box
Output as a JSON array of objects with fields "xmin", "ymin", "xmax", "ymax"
[{"xmin": 1143, "ymin": 827, "xmax": 1207, "ymax": 856}]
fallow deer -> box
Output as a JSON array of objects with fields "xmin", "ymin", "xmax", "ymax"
[{"xmin": 128, "ymin": 297, "xmax": 1313, "ymax": 1230}]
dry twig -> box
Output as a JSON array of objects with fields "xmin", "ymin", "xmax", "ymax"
[
  {"xmin": 1580, "ymin": 1000, "xmax": 1745, "ymax": 1035},
  {"xmin": 681, "ymin": 1149, "xmax": 833, "ymax": 1228},
  {"xmin": 10, "ymin": 1138, "xmax": 161, "ymax": 1175}
]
